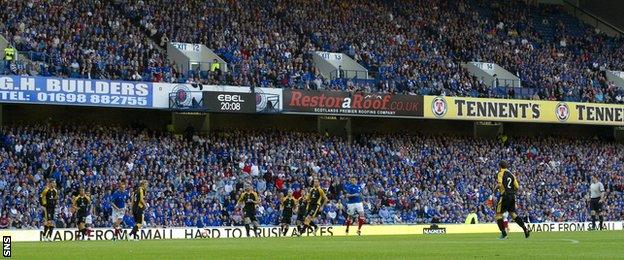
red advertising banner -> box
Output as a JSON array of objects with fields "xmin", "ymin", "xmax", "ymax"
[{"xmin": 283, "ymin": 90, "xmax": 423, "ymax": 117}]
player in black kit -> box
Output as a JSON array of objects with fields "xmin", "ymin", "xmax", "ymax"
[
  {"xmin": 237, "ymin": 184, "xmax": 260, "ymax": 237},
  {"xmin": 40, "ymin": 179, "xmax": 58, "ymax": 241},
  {"xmin": 280, "ymin": 190, "xmax": 298, "ymax": 236},
  {"xmin": 72, "ymin": 187, "xmax": 91, "ymax": 240},
  {"xmin": 129, "ymin": 180, "xmax": 148, "ymax": 240},
  {"xmin": 296, "ymin": 190, "xmax": 308, "ymax": 236},
  {"xmin": 303, "ymin": 179, "xmax": 327, "ymax": 234},
  {"xmin": 495, "ymin": 161, "xmax": 530, "ymax": 239}
]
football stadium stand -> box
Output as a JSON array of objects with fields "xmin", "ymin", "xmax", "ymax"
[
  {"xmin": 1, "ymin": 0, "xmax": 624, "ymax": 103},
  {"xmin": 0, "ymin": 124, "xmax": 622, "ymax": 229}
]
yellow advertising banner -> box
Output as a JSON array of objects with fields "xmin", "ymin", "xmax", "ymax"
[{"xmin": 424, "ymin": 96, "xmax": 624, "ymax": 125}]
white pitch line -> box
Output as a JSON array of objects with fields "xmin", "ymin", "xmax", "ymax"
[{"xmin": 562, "ymin": 239, "xmax": 579, "ymax": 244}]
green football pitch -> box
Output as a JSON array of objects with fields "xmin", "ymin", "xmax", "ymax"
[{"xmin": 10, "ymin": 231, "xmax": 624, "ymax": 259}]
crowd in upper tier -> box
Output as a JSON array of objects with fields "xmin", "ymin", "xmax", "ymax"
[
  {"xmin": 1, "ymin": 124, "xmax": 622, "ymax": 229},
  {"xmin": 1, "ymin": 0, "xmax": 624, "ymax": 103}
]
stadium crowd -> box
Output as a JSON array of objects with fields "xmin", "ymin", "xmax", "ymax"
[
  {"xmin": 0, "ymin": 124, "xmax": 622, "ymax": 229},
  {"xmin": 280, "ymin": 0, "xmax": 624, "ymax": 101},
  {"xmin": 1, "ymin": 0, "xmax": 177, "ymax": 82},
  {"xmin": 118, "ymin": 0, "xmax": 321, "ymax": 89},
  {"xmin": 2, "ymin": 0, "xmax": 624, "ymax": 103}
]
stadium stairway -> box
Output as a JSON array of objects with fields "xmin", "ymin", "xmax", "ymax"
[{"xmin": 106, "ymin": 0, "xmax": 169, "ymax": 55}]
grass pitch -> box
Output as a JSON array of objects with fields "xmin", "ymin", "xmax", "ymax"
[{"xmin": 11, "ymin": 231, "xmax": 624, "ymax": 259}]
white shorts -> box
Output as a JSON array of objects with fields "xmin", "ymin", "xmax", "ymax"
[
  {"xmin": 112, "ymin": 207, "xmax": 125, "ymax": 222},
  {"xmin": 347, "ymin": 202, "xmax": 364, "ymax": 216},
  {"xmin": 86, "ymin": 215, "xmax": 93, "ymax": 225}
]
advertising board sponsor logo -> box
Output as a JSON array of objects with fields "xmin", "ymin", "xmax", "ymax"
[
  {"xmin": 203, "ymin": 91, "xmax": 256, "ymax": 113},
  {"xmin": 574, "ymin": 104, "xmax": 624, "ymax": 123},
  {"xmin": 35, "ymin": 226, "xmax": 334, "ymax": 241},
  {"xmin": 425, "ymin": 96, "xmax": 541, "ymax": 120},
  {"xmin": 453, "ymin": 98, "xmax": 540, "ymax": 119},
  {"xmin": 187, "ymin": 226, "xmax": 334, "ymax": 239},
  {"xmin": 217, "ymin": 93, "xmax": 245, "ymax": 102},
  {"xmin": 284, "ymin": 90, "xmax": 423, "ymax": 117},
  {"xmin": 526, "ymin": 221, "xmax": 620, "ymax": 232},
  {"xmin": 422, "ymin": 227, "xmax": 446, "ymax": 235},
  {"xmin": 0, "ymin": 75, "xmax": 152, "ymax": 108},
  {"xmin": 555, "ymin": 102, "xmax": 570, "ymax": 122},
  {"xmin": 431, "ymin": 96, "xmax": 447, "ymax": 118},
  {"xmin": 172, "ymin": 84, "xmax": 192, "ymax": 107},
  {"xmin": 255, "ymin": 88, "xmax": 281, "ymax": 113},
  {"xmin": 424, "ymin": 95, "xmax": 624, "ymax": 125}
]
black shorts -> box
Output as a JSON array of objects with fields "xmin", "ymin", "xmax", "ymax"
[
  {"xmin": 133, "ymin": 207, "xmax": 144, "ymax": 224},
  {"xmin": 590, "ymin": 198, "xmax": 602, "ymax": 212},
  {"xmin": 280, "ymin": 211, "xmax": 293, "ymax": 224},
  {"xmin": 244, "ymin": 208, "xmax": 257, "ymax": 222},
  {"xmin": 306, "ymin": 204, "xmax": 320, "ymax": 218},
  {"xmin": 496, "ymin": 195, "xmax": 516, "ymax": 214},
  {"xmin": 76, "ymin": 212, "xmax": 88, "ymax": 224},
  {"xmin": 44, "ymin": 206, "xmax": 55, "ymax": 221},
  {"xmin": 296, "ymin": 211, "xmax": 306, "ymax": 222}
]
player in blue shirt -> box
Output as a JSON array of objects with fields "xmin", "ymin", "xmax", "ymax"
[
  {"xmin": 344, "ymin": 177, "xmax": 365, "ymax": 235},
  {"xmin": 111, "ymin": 182, "xmax": 129, "ymax": 240}
]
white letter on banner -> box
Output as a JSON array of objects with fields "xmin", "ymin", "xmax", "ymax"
[
  {"xmin": 342, "ymin": 98, "xmax": 351, "ymax": 108},
  {"xmin": 95, "ymin": 81, "xmax": 108, "ymax": 94},
  {"xmin": 62, "ymin": 79, "xmax": 76, "ymax": 93},
  {"xmin": 84, "ymin": 80, "xmax": 94, "ymax": 93},
  {"xmin": 135, "ymin": 84, "xmax": 148, "ymax": 96},
  {"xmin": 77, "ymin": 80, "xmax": 86, "ymax": 93},
  {"xmin": 109, "ymin": 82, "xmax": 121, "ymax": 95},
  {"xmin": 0, "ymin": 77, "xmax": 13, "ymax": 90},
  {"xmin": 121, "ymin": 83, "xmax": 134, "ymax": 95},
  {"xmin": 21, "ymin": 77, "xmax": 35, "ymax": 91},
  {"xmin": 47, "ymin": 79, "xmax": 61, "ymax": 92}
]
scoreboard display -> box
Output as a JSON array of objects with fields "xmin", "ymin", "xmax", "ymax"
[{"xmin": 203, "ymin": 91, "xmax": 255, "ymax": 113}]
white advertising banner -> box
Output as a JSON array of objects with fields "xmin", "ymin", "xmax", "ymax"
[
  {"xmin": 1, "ymin": 221, "xmax": 621, "ymax": 242},
  {"xmin": 0, "ymin": 226, "xmax": 335, "ymax": 242}
]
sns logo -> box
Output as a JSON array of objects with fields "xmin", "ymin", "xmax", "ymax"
[
  {"xmin": 555, "ymin": 102, "xmax": 570, "ymax": 122},
  {"xmin": 2, "ymin": 236, "xmax": 10, "ymax": 257},
  {"xmin": 432, "ymin": 97, "xmax": 447, "ymax": 118}
]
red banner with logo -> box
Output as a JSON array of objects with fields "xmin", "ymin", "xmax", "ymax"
[{"xmin": 283, "ymin": 90, "xmax": 423, "ymax": 117}]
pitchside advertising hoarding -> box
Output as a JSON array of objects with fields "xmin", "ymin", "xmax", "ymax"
[
  {"xmin": 283, "ymin": 90, "xmax": 423, "ymax": 117},
  {"xmin": 424, "ymin": 95, "xmax": 624, "ymax": 125},
  {"xmin": 1, "ymin": 222, "xmax": 621, "ymax": 242}
]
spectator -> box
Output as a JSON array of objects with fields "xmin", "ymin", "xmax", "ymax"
[{"xmin": 0, "ymin": 214, "xmax": 9, "ymax": 229}]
